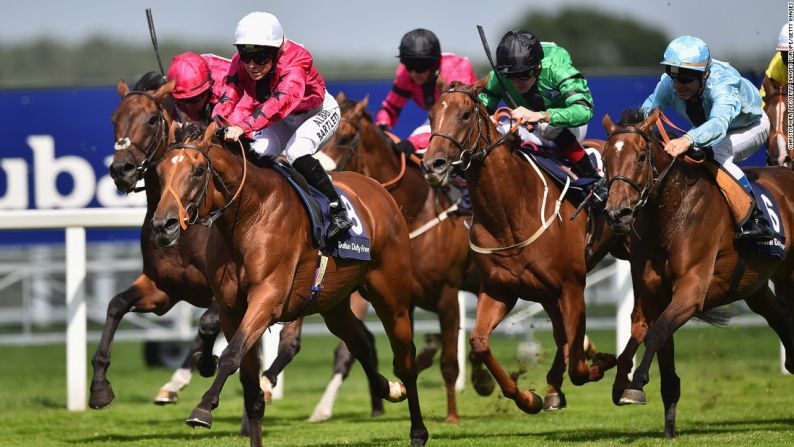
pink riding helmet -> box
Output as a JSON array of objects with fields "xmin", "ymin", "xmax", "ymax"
[{"xmin": 168, "ymin": 52, "xmax": 212, "ymax": 99}]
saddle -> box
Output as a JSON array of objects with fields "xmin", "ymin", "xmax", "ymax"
[{"xmin": 517, "ymin": 143, "xmax": 603, "ymax": 203}]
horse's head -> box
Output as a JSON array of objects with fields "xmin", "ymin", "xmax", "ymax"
[
  {"xmin": 109, "ymin": 78, "xmax": 174, "ymax": 193},
  {"xmin": 151, "ymin": 121, "xmax": 221, "ymax": 247},
  {"xmin": 422, "ymin": 80, "xmax": 491, "ymax": 187},
  {"xmin": 763, "ymin": 78, "xmax": 790, "ymax": 168},
  {"xmin": 602, "ymin": 108, "xmax": 666, "ymax": 234},
  {"xmin": 317, "ymin": 92, "xmax": 370, "ymax": 172}
]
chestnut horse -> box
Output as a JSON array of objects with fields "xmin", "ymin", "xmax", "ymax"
[
  {"xmin": 763, "ymin": 77, "xmax": 790, "ymax": 168},
  {"xmin": 602, "ymin": 107, "xmax": 794, "ymax": 438},
  {"xmin": 151, "ymin": 122, "xmax": 427, "ymax": 447},
  {"xmin": 422, "ymin": 81, "xmax": 622, "ymax": 414},
  {"xmin": 91, "ymin": 79, "xmax": 226, "ymax": 409},
  {"xmin": 311, "ymin": 93, "xmax": 472, "ymax": 422}
]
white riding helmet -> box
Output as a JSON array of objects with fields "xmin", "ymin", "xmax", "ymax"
[
  {"xmin": 234, "ymin": 12, "xmax": 284, "ymax": 48},
  {"xmin": 777, "ymin": 22, "xmax": 791, "ymax": 51}
]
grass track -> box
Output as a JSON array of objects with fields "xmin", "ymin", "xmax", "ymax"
[{"xmin": 1, "ymin": 325, "xmax": 793, "ymax": 446}]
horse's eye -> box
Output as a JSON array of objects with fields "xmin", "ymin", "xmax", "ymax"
[
  {"xmin": 637, "ymin": 152, "xmax": 647, "ymax": 163},
  {"xmin": 461, "ymin": 111, "xmax": 472, "ymax": 120},
  {"xmin": 148, "ymin": 116, "xmax": 159, "ymax": 126},
  {"xmin": 194, "ymin": 165, "xmax": 205, "ymax": 177}
]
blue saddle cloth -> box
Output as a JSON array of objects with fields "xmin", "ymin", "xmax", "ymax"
[
  {"xmin": 516, "ymin": 145, "xmax": 601, "ymax": 202},
  {"xmin": 747, "ymin": 180, "xmax": 786, "ymax": 259},
  {"xmin": 263, "ymin": 159, "xmax": 371, "ymax": 261}
]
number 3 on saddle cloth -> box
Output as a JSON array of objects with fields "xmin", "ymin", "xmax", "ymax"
[
  {"xmin": 263, "ymin": 158, "xmax": 371, "ymax": 261},
  {"xmin": 518, "ymin": 142, "xmax": 604, "ymax": 213}
]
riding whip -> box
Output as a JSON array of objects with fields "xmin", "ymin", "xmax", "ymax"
[
  {"xmin": 145, "ymin": 8, "xmax": 167, "ymax": 77},
  {"xmin": 476, "ymin": 25, "xmax": 518, "ymax": 108}
]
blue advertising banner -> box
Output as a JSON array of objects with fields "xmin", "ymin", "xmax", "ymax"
[{"xmin": 0, "ymin": 74, "xmax": 768, "ymax": 243}]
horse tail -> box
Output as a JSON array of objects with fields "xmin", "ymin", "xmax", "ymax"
[{"xmin": 692, "ymin": 307, "xmax": 735, "ymax": 327}]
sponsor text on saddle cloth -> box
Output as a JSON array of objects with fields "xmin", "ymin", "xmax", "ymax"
[
  {"xmin": 518, "ymin": 143, "xmax": 603, "ymax": 202},
  {"xmin": 265, "ymin": 158, "xmax": 371, "ymax": 261},
  {"xmin": 746, "ymin": 179, "xmax": 786, "ymax": 259}
]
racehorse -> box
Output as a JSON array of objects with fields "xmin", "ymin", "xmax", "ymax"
[
  {"xmin": 151, "ymin": 121, "xmax": 428, "ymax": 447},
  {"xmin": 762, "ymin": 77, "xmax": 790, "ymax": 168},
  {"xmin": 422, "ymin": 80, "xmax": 622, "ymax": 414},
  {"xmin": 602, "ymin": 107, "xmax": 794, "ymax": 438},
  {"xmin": 310, "ymin": 92, "xmax": 472, "ymax": 422},
  {"xmin": 91, "ymin": 78, "xmax": 226, "ymax": 409}
]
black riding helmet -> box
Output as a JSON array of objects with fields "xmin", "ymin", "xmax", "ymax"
[
  {"xmin": 495, "ymin": 30, "xmax": 543, "ymax": 75},
  {"xmin": 398, "ymin": 29, "xmax": 441, "ymax": 62}
]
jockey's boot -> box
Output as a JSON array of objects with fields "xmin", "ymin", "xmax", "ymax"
[
  {"xmin": 292, "ymin": 155, "xmax": 353, "ymax": 239},
  {"xmin": 736, "ymin": 206, "xmax": 776, "ymax": 241},
  {"xmin": 571, "ymin": 155, "xmax": 608, "ymax": 204}
]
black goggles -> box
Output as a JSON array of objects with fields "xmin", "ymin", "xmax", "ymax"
[
  {"xmin": 239, "ymin": 51, "xmax": 273, "ymax": 65},
  {"xmin": 505, "ymin": 67, "xmax": 539, "ymax": 80},
  {"xmin": 665, "ymin": 66, "xmax": 701, "ymax": 84},
  {"xmin": 176, "ymin": 91, "xmax": 207, "ymax": 104},
  {"xmin": 402, "ymin": 59, "xmax": 436, "ymax": 73}
]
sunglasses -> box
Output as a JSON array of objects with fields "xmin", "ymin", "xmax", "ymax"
[
  {"xmin": 176, "ymin": 91, "xmax": 207, "ymax": 104},
  {"xmin": 505, "ymin": 68, "xmax": 539, "ymax": 80},
  {"xmin": 402, "ymin": 60, "xmax": 436, "ymax": 73},
  {"xmin": 666, "ymin": 66, "xmax": 700, "ymax": 84},
  {"xmin": 239, "ymin": 52, "xmax": 272, "ymax": 65}
]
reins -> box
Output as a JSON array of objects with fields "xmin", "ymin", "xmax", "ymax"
[{"xmin": 163, "ymin": 138, "xmax": 247, "ymax": 229}]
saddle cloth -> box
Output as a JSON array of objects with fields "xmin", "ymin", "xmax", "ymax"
[
  {"xmin": 263, "ymin": 158, "xmax": 372, "ymax": 261},
  {"xmin": 747, "ymin": 180, "xmax": 786, "ymax": 259},
  {"xmin": 517, "ymin": 143, "xmax": 603, "ymax": 201}
]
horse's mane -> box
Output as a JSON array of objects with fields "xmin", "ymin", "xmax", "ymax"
[
  {"xmin": 174, "ymin": 121, "xmax": 206, "ymax": 144},
  {"xmin": 133, "ymin": 71, "xmax": 167, "ymax": 92}
]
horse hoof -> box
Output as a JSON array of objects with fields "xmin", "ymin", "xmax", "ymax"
[
  {"xmin": 543, "ymin": 392, "xmax": 567, "ymax": 411},
  {"xmin": 411, "ymin": 438, "xmax": 428, "ymax": 447},
  {"xmin": 196, "ymin": 355, "xmax": 218, "ymax": 378},
  {"xmin": 592, "ymin": 352, "xmax": 618, "ymax": 371},
  {"xmin": 370, "ymin": 408, "xmax": 384, "ymax": 418},
  {"xmin": 612, "ymin": 389, "xmax": 623, "ymax": 406},
  {"xmin": 445, "ymin": 414, "xmax": 460, "ymax": 424},
  {"xmin": 471, "ymin": 367, "xmax": 495, "ymax": 396},
  {"xmin": 307, "ymin": 408, "xmax": 331, "ymax": 423},
  {"xmin": 410, "ymin": 429, "xmax": 429, "ymax": 447},
  {"xmin": 386, "ymin": 381, "xmax": 407, "ymax": 403},
  {"xmin": 88, "ymin": 382, "xmax": 115, "ymax": 409},
  {"xmin": 153, "ymin": 389, "xmax": 178, "ymax": 405},
  {"xmin": 618, "ymin": 388, "xmax": 647, "ymax": 405},
  {"xmin": 185, "ymin": 407, "xmax": 213, "ymax": 428},
  {"xmin": 260, "ymin": 376, "xmax": 274, "ymax": 404},
  {"xmin": 516, "ymin": 389, "xmax": 543, "ymax": 414}
]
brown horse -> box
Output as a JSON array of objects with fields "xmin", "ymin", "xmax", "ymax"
[
  {"xmin": 151, "ymin": 122, "xmax": 428, "ymax": 447},
  {"xmin": 313, "ymin": 92, "xmax": 472, "ymax": 422},
  {"xmin": 91, "ymin": 78, "xmax": 226, "ymax": 409},
  {"xmin": 602, "ymin": 107, "xmax": 794, "ymax": 438},
  {"xmin": 763, "ymin": 77, "xmax": 790, "ymax": 168},
  {"xmin": 422, "ymin": 80, "xmax": 621, "ymax": 414}
]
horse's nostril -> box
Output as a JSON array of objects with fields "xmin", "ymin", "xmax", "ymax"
[
  {"xmin": 430, "ymin": 158, "xmax": 448, "ymax": 172},
  {"xmin": 617, "ymin": 208, "xmax": 632, "ymax": 218},
  {"xmin": 164, "ymin": 218, "xmax": 179, "ymax": 232}
]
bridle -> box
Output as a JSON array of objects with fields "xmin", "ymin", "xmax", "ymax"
[
  {"xmin": 764, "ymin": 89, "xmax": 790, "ymax": 165},
  {"xmin": 428, "ymin": 89, "xmax": 512, "ymax": 171},
  {"xmin": 162, "ymin": 139, "xmax": 247, "ymax": 229},
  {"xmin": 331, "ymin": 117, "xmax": 361, "ymax": 172},
  {"xmin": 605, "ymin": 126, "xmax": 677, "ymax": 219},
  {"xmin": 114, "ymin": 91, "xmax": 168, "ymax": 181}
]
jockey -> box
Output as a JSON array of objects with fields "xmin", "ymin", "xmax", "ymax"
[
  {"xmin": 167, "ymin": 52, "xmax": 231, "ymax": 123},
  {"xmin": 478, "ymin": 30, "xmax": 606, "ymax": 202},
  {"xmin": 213, "ymin": 12, "xmax": 352, "ymax": 238},
  {"xmin": 375, "ymin": 29, "xmax": 478, "ymax": 155},
  {"xmin": 760, "ymin": 22, "xmax": 790, "ymax": 106},
  {"xmin": 640, "ymin": 35, "xmax": 773, "ymax": 241}
]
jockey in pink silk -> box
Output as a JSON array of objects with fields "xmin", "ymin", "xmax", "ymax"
[
  {"xmin": 376, "ymin": 29, "xmax": 478, "ymax": 155},
  {"xmin": 168, "ymin": 52, "xmax": 231, "ymax": 123}
]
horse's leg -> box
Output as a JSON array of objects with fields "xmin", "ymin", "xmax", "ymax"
[
  {"xmin": 186, "ymin": 287, "xmax": 273, "ymax": 431},
  {"xmin": 260, "ymin": 317, "xmax": 303, "ymax": 404},
  {"xmin": 746, "ymin": 283, "xmax": 794, "ymax": 373},
  {"xmin": 194, "ymin": 301, "xmax": 222, "ymax": 377},
  {"xmin": 471, "ymin": 290, "xmax": 542, "ymax": 414},
  {"xmin": 541, "ymin": 301, "xmax": 568, "ymax": 411},
  {"xmin": 612, "ymin": 298, "xmax": 652, "ymax": 405},
  {"xmin": 657, "ymin": 336, "xmax": 680, "ymax": 439},
  {"xmin": 90, "ymin": 274, "xmax": 168, "ymax": 409},
  {"xmin": 239, "ymin": 341, "xmax": 265, "ymax": 447},
  {"xmin": 436, "ymin": 284, "xmax": 461, "ymax": 423},
  {"xmin": 362, "ymin": 275, "xmax": 428, "ymax": 446}
]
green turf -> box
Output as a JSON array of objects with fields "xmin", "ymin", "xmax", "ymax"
[{"xmin": 0, "ymin": 325, "xmax": 792, "ymax": 446}]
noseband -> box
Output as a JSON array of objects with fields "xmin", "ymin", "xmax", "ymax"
[
  {"xmin": 429, "ymin": 89, "xmax": 510, "ymax": 171},
  {"xmin": 115, "ymin": 91, "xmax": 168, "ymax": 180}
]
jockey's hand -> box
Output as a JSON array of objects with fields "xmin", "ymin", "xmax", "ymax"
[
  {"xmin": 224, "ymin": 126, "xmax": 244, "ymax": 142},
  {"xmin": 511, "ymin": 107, "xmax": 545, "ymax": 128},
  {"xmin": 376, "ymin": 123, "xmax": 390, "ymax": 132},
  {"xmin": 664, "ymin": 136, "xmax": 693, "ymax": 157}
]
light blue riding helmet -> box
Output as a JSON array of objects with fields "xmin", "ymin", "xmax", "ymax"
[{"xmin": 660, "ymin": 35, "xmax": 711, "ymax": 72}]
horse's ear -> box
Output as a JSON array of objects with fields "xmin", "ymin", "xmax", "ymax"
[
  {"xmin": 639, "ymin": 108, "xmax": 660, "ymax": 134},
  {"xmin": 117, "ymin": 80, "xmax": 129, "ymax": 98},
  {"xmin": 215, "ymin": 115, "xmax": 233, "ymax": 128},
  {"xmin": 602, "ymin": 113, "xmax": 617, "ymax": 135},
  {"xmin": 471, "ymin": 78, "xmax": 488, "ymax": 96},
  {"xmin": 203, "ymin": 122, "xmax": 217, "ymax": 147},
  {"xmin": 154, "ymin": 80, "xmax": 175, "ymax": 103},
  {"xmin": 168, "ymin": 121, "xmax": 179, "ymax": 144},
  {"xmin": 336, "ymin": 91, "xmax": 346, "ymax": 104}
]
